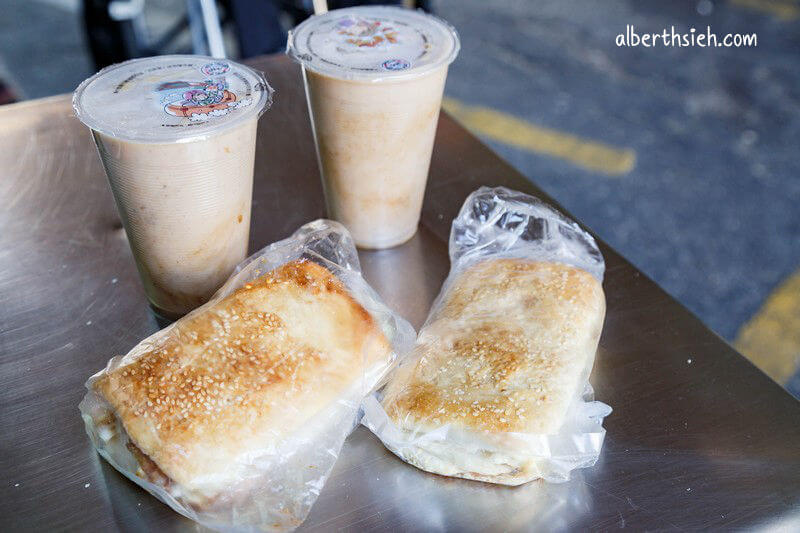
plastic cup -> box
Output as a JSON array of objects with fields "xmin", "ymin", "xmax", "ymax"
[
  {"xmin": 73, "ymin": 56, "xmax": 273, "ymax": 318},
  {"xmin": 288, "ymin": 7, "xmax": 460, "ymax": 249}
]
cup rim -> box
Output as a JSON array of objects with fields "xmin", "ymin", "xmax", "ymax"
[
  {"xmin": 286, "ymin": 6, "xmax": 461, "ymax": 84},
  {"xmin": 72, "ymin": 55, "xmax": 274, "ymax": 144}
]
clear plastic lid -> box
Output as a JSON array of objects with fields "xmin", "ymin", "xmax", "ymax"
[
  {"xmin": 287, "ymin": 6, "xmax": 460, "ymax": 82},
  {"xmin": 73, "ymin": 56, "xmax": 273, "ymax": 143}
]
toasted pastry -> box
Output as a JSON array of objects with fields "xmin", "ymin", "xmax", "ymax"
[
  {"xmin": 85, "ymin": 259, "xmax": 391, "ymax": 507},
  {"xmin": 380, "ymin": 258, "xmax": 605, "ymax": 485}
]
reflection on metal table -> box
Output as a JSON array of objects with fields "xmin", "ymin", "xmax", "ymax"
[{"xmin": 1, "ymin": 54, "xmax": 799, "ymax": 532}]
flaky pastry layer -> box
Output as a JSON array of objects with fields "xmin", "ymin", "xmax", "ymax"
[
  {"xmin": 381, "ymin": 259, "xmax": 605, "ymax": 484},
  {"xmin": 91, "ymin": 259, "xmax": 391, "ymax": 506}
]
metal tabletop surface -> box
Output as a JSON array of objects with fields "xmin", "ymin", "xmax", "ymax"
[{"xmin": 1, "ymin": 54, "xmax": 799, "ymax": 532}]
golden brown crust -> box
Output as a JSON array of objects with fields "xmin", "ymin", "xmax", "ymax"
[
  {"xmin": 382, "ymin": 259, "xmax": 605, "ymax": 437},
  {"xmin": 386, "ymin": 323, "xmax": 549, "ymax": 433},
  {"xmin": 94, "ymin": 259, "xmax": 391, "ymax": 501}
]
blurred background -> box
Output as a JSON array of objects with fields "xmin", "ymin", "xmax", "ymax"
[{"xmin": 1, "ymin": 0, "xmax": 798, "ymax": 397}]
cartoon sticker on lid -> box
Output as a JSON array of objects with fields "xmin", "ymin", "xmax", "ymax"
[
  {"xmin": 336, "ymin": 17, "xmax": 399, "ymax": 49},
  {"xmin": 156, "ymin": 76, "xmax": 252, "ymax": 123}
]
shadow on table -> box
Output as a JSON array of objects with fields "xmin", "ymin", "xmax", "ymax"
[
  {"xmin": 358, "ymin": 224, "xmax": 451, "ymax": 331},
  {"xmin": 95, "ymin": 455, "xmax": 200, "ymax": 532},
  {"xmin": 385, "ymin": 463, "xmax": 591, "ymax": 532},
  {"xmin": 303, "ymin": 426, "xmax": 592, "ymax": 532}
]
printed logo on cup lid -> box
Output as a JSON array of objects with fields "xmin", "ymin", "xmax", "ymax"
[
  {"xmin": 287, "ymin": 6, "xmax": 459, "ymax": 81},
  {"xmin": 381, "ymin": 59, "xmax": 411, "ymax": 71},
  {"xmin": 200, "ymin": 61, "xmax": 231, "ymax": 76},
  {"xmin": 72, "ymin": 56, "xmax": 274, "ymax": 143}
]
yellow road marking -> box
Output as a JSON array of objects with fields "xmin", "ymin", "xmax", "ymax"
[
  {"xmin": 442, "ymin": 98, "xmax": 636, "ymax": 176},
  {"xmin": 735, "ymin": 269, "xmax": 800, "ymax": 384},
  {"xmin": 730, "ymin": 0, "xmax": 799, "ymax": 20}
]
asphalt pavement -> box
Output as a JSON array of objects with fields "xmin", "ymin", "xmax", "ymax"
[{"xmin": 439, "ymin": 0, "xmax": 800, "ymax": 396}]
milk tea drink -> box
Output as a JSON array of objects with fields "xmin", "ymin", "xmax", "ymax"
[
  {"xmin": 73, "ymin": 56, "xmax": 273, "ymax": 317},
  {"xmin": 288, "ymin": 7, "xmax": 460, "ymax": 249}
]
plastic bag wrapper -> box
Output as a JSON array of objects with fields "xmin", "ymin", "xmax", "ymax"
[
  {"xmin": 79, "ymin": 220, "xmax": 416, "ymax": 532},
  {"xmin": 362, "ymin": 186, "xmax": 611, "ymax": 484}
]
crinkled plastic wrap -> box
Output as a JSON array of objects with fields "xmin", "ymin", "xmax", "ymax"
[
  {"xmin": 79, "ymin": 220, "xmax": 415, "ymax": 532},
  {"xmin": 362, "ymin": 186, "xmax": 611, "ymax": 484}
]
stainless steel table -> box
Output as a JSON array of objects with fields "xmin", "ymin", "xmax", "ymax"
[{"xmin": 1, "ymin": 55, "xmax": 799, "ymax": 532}]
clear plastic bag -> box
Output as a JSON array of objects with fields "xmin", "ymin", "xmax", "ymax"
[
  {"xmin": 79, "ymin": 219, "xmax": 415, "ymax": 532},
  {"xmin": 362, "ymin": 186, "xmax": 611, "ymax": 484}
]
